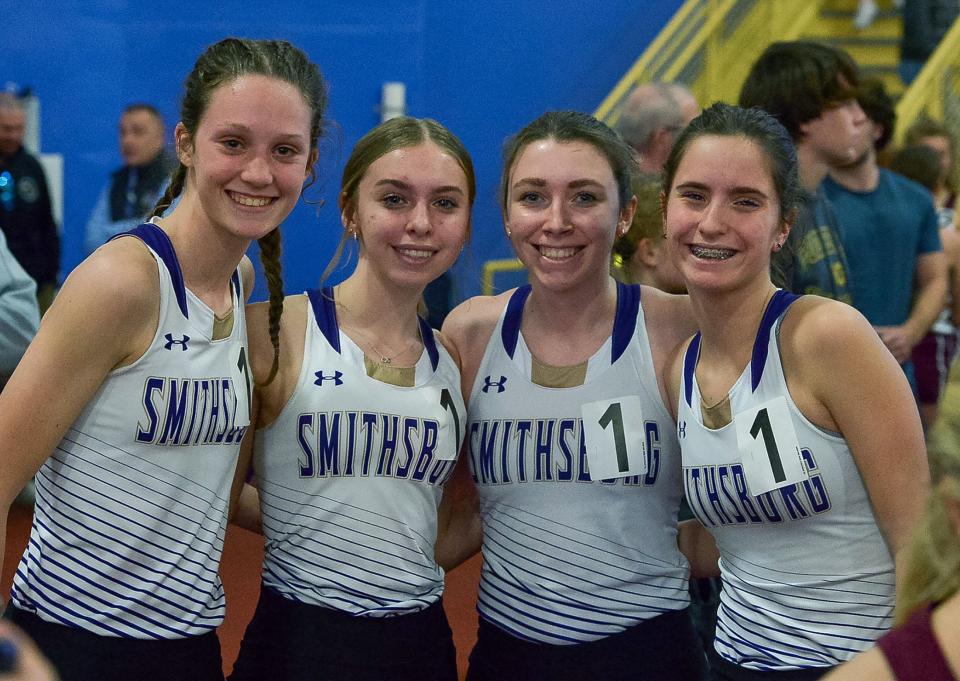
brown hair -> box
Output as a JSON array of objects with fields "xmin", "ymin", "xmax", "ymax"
[{"xmin": 152, "ymin": 37, "xmax": 328, "ymax": 385}]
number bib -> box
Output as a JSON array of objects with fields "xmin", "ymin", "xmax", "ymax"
[
  {"xmin": 418, "ymin": 386, "xmax": 461, "ymax": 461},
  {"xmin": 230, "ymin": 343, "xmax": 252, "ymax": 428},
  {"xmin": 734, "ymin": 396, "xmax": 808, "ymax": 495},
  {"xmin": 581, "ymin": 396, "xmax": 648, "ymax": 480}
]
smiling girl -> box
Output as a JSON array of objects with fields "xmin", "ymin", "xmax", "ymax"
[
  {"xmin": 442, "ymin": 111, "xmax": 703, "ymax": 681},
  {"xmin": 0, "ymin": 38, "xmax": 327, "ymax": 681},
  {"xmin": 228, "ymin": 117, "xmax": 473, "ymax": 681},
  {"xmin": 664, "ymin": 103, "xmax": 928, "ymax": 680}
]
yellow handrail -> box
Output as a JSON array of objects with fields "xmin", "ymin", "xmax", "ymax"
[
  {"xmin": 894, "ymin": 17, "xmax": 960, "ymax": 143},
  {"xmin": 481, "ymin": 259, "xmax": 525, "ymax": 296},
  {"xmin": 595, "ymin": 0, "xmax": 826, "ymax": 125}
]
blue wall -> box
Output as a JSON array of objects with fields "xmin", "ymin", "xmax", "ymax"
[{"xmin": 4, "ymin": 0, "xmax": 679, "ymax": 301}]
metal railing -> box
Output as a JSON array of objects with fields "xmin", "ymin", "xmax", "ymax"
[
  {"xmin": 894, "ymin": 17, "xmax": 960, "ymax": 145},
  {"xmin": 595, "ymin": 0, "xmax": 824, "ymax": 125}
]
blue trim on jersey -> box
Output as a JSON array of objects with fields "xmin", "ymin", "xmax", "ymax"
[
  {"xmin": 502, "ymin": 285, "xmax": 532, "ymax": 359},
  {"xmin": 112, "ymin": 223, "xmax": 189, "ymax": 319},
  {"xmin": 612, "ymin": 282, "xmax": 640, "ymax": 364},
  {"xmin": 683, "ymin": 333, "xmax": 702, "ymax": 407},
  {"xmin": 308, "ymin": 287, "xmax": 341, "ymax": 354},
  {"xmin": 683, "ymin": 290, "xmax": 800, "ymax": 406},
  {"xmin": 750, "ymin": 290, "xmax": 800, "ymax": 391},
  {"xmin": 419, "ymin": 317, "xmax": 440, "ymax": 371},
  {"xmin": 231, "ymin": 270, "xmax": 241, "ymax": 299}
]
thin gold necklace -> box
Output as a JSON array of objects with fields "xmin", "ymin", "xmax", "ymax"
[{"xmin": 335, "ymin": 286, "xmax": 422, "ymax": 365}]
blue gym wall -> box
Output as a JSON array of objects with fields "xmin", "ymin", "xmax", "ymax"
[{"xmin": 4, "ymin": 0, "xmax": 680, "ymax": 302}]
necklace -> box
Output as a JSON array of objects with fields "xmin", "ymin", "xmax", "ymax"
[{"xmin": 334, "ymin": 286, "xmax": 422, "ymax": 365}]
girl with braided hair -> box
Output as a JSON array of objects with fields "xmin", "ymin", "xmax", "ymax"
[{"xmin": 0, "ymin": 37, "xmax": 326, "ymax": 681}]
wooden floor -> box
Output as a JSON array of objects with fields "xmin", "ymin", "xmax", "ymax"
[{"xmin": 3, "ymin": 504, "xmax": 482, "ymax": 680}]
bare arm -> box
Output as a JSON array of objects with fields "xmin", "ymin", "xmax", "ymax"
[
  {"xmin": 434, "ymin": 455, "xmax": 482, "ymax": 571},
  {"xmin": 678, "ymin": 519, "xmax": 720, "ymax": 579},
  {"xmin": 0, "ymin": 239, "xmax": 159, "ymax": 597},
  {"xmin": 640, "ymin": 287, "xmax": 697, "ymax": 413},
  {"xmin": 784, "ymin": 299, "xmax": 929, "ymax": 583},
  {"xmin": 878, "ymin": 251, "xmax": 947, "ymax": 362}
]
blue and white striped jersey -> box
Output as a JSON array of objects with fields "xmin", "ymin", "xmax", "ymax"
[
  {"xmin": 11, "ymin": 223, "xmax": 250, "ymax": 638},
  {"xmin": 678, "ymin": 290, "xmax": 895, "ymax": 671},
  {"xmin": 254, "ymin": 288, "xmax": 464, "ymax": 617},
  {"xmin": 467, "ymin": 283, "xmax": 690, "ymax": 645}
]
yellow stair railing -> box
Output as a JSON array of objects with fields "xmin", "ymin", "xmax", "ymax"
[
  {"xmin": 894, "ymin": 17, "xmax": 960, "ymax": 145},
  {"xmin": 595, "ymin": 0, "xmax": 826, "ymax": 126}
]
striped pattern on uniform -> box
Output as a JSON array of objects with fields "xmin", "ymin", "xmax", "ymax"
[
  {"xmin": 678, "ymin": 289, "xmax": 895, "ymax": 671},
  {"xmin": 468, "ymin": 283, "xmax": 690, "ymax": 645},
  {"xmin": 11, "ymin": 223, "xmax": 248, "ymax": 638},
  {"xmin": 255, "ymin": 287, "xmax": 464, "ymax": 617}
]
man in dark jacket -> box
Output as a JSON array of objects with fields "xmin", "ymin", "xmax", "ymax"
[{"xmin": 0, "ymin": 93, "xmax": 58, "ymax": 311}]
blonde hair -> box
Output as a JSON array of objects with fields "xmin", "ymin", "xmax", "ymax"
[
  {"xmin": 611, "ymin": 173, "xmax": 662, "ymax": 282},
  {"xmin": 896, "ymin": 413, "xmax": 960, "ymax": 624}
]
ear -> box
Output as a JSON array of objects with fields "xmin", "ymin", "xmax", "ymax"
[
  {"xmin": 339, "ymin": 191, "xmax": 355, "ymax": 229},
  {"xmin": 617, "ymin": 195, "xmax": 638, "ymax": 239},
  {"xmin": 305, "ymin": 148, "xmax": 319, "ymax": 181},
  {"xmin": 635, "ymin": 237, "xmax": 660, "ymax": 269},
  {"xmin": 174, "ymin": 122, "xmax": 193, "ymax": 167}
]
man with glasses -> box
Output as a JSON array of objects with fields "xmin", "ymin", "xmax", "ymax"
[{"xmin": 0, "ymin": 93, "xmax": 58, "ymax": 313}]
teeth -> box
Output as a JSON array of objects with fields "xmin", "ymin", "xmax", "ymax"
[
  {"xmin": 396, "ymin": 248, "xmax": 433, "ymax": 259},
  {"xmin": 691, "ymin": 245, "xmax": 735, "ymax": 260},
  {"xmin": 540, "ymin": 246, "xmax": 578, "ymax": 260},
  {"xmin": 230, "ymin": 192, "xmax": 272, "ymax": 207}
]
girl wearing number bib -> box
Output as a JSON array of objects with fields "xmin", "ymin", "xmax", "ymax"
[
  {"xmin": 663, "ymin": 103, "xmax": 929, "ymax": 680},
  {"xmin": 0, "ymin": 39, "xmax": 327, "ymax": 681},
  {"xmin": 228, "ymin": 117, "xmax": 471, "ymax": 681},
  {"xmin": 442, "ymin": 111, "xmax": 706, "ymax": 681}
]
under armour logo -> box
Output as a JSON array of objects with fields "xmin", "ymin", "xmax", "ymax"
[
  {"xmin": 482, "ymin": 375, "xmax": 507, "ymax": 394},
  {"xmin": 678, "ymin": 421, "xmax": 686, "ymax": 439},
  {"xmin": 163, "ymin": 333, "xmax": 190, "ymax": 351},
  {"xmin": 314, "ymin": 370, "xmax": 344, "ymax": 386}
]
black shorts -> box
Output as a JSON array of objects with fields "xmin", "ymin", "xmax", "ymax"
[
  {"xmin": 467, "ymin": 607, "xmax": 707, "ymax": 681},
  {"xmin": 708, "ymin": 647, "xmax": 833, "ymax": 681},
  {"xmin": 229, "ymin": 585, "xmax": 457, "ymax": 681},
  {"xmin": 5, "ymin": 605, "xmax": 224, "ymax": 681}
]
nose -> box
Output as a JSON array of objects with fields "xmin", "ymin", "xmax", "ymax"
[
  {"xmin": 241, "ymin": 155, "xmax": 273, "ymax": 187},
  {"xmin": 697, "ymin": 200, "xmax": 727, "ymax": 238},
  {"xmin": 407, "ymin": 200, "xmax": 432, "ymax": 235},
  {"xmin": 849, "ymin": 100, "xmax": 868, "ymax": 126},
  {"xmin": 542, "ymin": 201, "xmax": 571, "ymax": 236}
]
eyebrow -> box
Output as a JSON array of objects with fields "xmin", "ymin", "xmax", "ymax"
[
  {"xmin": 675, "ymin": 181, "xmax": 769, "ymax": 197},
  {"xmin": 512, "ymin": 177, "xmax": 605, "ymax": 189},
  {"xmin": 373, "ymin": 179, "xmax": 465, "ymax": 195},
  {"xmin": 212, "ymin": 122, "xmax": 307, "ymax": 141}
]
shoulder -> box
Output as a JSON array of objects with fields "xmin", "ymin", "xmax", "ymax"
[
  {"xmin": 246, "ymin": 293, "xmax": 308, "ymax": 384},
  {"xmin": 49, "ymin": 236, "xmax": 161, "ymax": 363},
  {"xmin": 639, "ymin": 285, "xmax": 698, "ymax": 350},
  {"xmin": 780, "ymin": 295, "xmax": 870, "ymax": 358},
  {"xmin": 442, "ymin": 291, "xmax": 512, "ymax": 361}
]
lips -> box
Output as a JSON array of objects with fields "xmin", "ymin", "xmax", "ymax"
[
  {"xmin": 690, "ymin": 244, "xmax": 736, "ymax": 260},
  {"xmin": 538, "ymin": 245, "xmax": 582, "ymax": 261},
  {"xmin": 228, "ymin": 191, "xmax": 275, "ymax": 207},
  {"xmin": 394, "ymin": 246, "xmax": 434, "ymax": 261}
]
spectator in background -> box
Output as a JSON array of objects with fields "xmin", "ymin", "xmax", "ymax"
[
  {"xmin": 0, "ymin": 229, "xmax": 38, "ymax": 388},
  {"xmin": 617, "ymin": 82, "xmax": 699, "ymax": 175},
  {"xmin": 823, "ymin": 78, "xmax": 946, "ymax": 381},
  {"xmin": 84, "ymin": 104, "xmax": 174, "ymax": 255},
  {"xmin": 612, "ymin": 174, "xmax": 685, "ymax": 293},
  {"xmin": 891, "ymin": 144, "xmax": 960, "ymax": 429},
  {"xmin": 900, "ymin": 0, "xmax": 959, "ymax": 85},
  {"xmin": 905, "ymin": 116, "xmax": 958, "ymax": 212},
  {"xmin": 0, "ymin": 94, "xmax": 59, "ymax": 313},
  {"xmin": 739, "ymin": 40, "xmax": 865, "ymax": 303}
]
